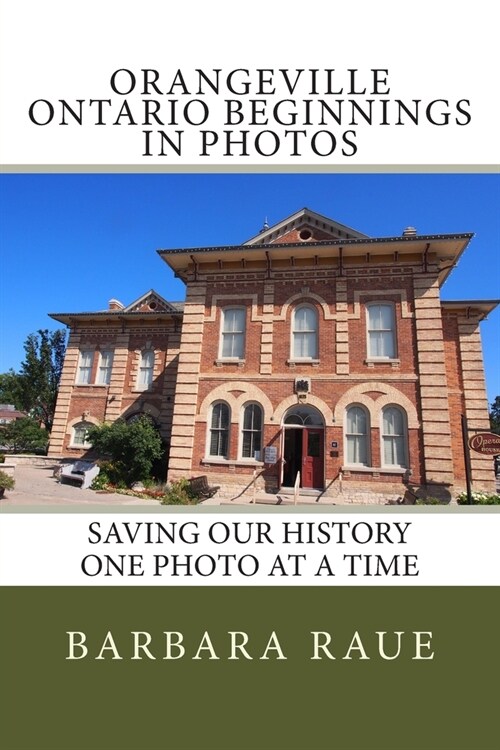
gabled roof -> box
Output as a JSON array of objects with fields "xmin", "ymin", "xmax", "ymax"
[
  {"xmin": 243, "ymin": 207, "xmax": 369, "ymax": 245},
  {"xmin": 123, "ymin": 289, "xmax": 180, "ymax": 313},
  {"xmin": 49, "ymin": 289, "xmax": 183, "ymax": 326}
]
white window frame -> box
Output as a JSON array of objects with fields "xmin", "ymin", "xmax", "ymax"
[
  {"xmin": 381, "ymin": 406, "xmax": 408, "ymax": 469},
  {"xmin": 219, "ymin": 307, "xmax": 246, "ymax": 360},
  {"xmin": 345, "ymin": 405, "xmax": 370, "ymax": 467},
  {"xmin": 208, "ymin": 402, "xmax": 231, "ymax": 458},
  {"xmin": 71, "ymin": 421, "xmax": 92, "ymax": 448},
  {"xmin": 366, "ymin": 303, "xmax": 397, "ymax": 360},
  {"xmin": 97, "ymin": 350, "xmax": 114, "ymax": 385},
  {"xmin": 240, "ymin": 402, "xmax": 263, "ymax": 460},
  {"xmin": 76, "ymin": 350, "xmax": 94, "ymax": 385},
  {"xmin": 291, "ymin": 304, "xmax": 318, "ymax": 360},
  {"xmin": 137, "ymin": 349, "xmax": 155, "ymax": 389}
]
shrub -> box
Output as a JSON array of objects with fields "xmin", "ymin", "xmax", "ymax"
[
  {"xmin": 90, "ymin": 460, "xmax": 128, "ymax": 490},
  {"xmin": 1, "ymin": 417, "xmax": 48, "ymax": 454},
  {"xmin": 0, "ymin": 454, "xmax": 5, "ymax": 463},
  {"xmin": 456, "ymin": 491, "xmax": 500, "ymax": 505},
  {"xmin": 86, "ymin": 417, "xmax": 164, "ymax": 487},
  {"xmin": 159, "ymin": 479, "xmax": 199, "ymax": 505},
  {"xmin": 416, "ymin": 497, "xmax": 446, "ymax": 505},
  {"xmin": 0, "ymin": 470, "xmax": 15, "ymax": 491}
]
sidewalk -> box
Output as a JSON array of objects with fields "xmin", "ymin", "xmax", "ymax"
[{"xmin": 0, "ymin": 465, "xmax": 159, "ymax": 507}]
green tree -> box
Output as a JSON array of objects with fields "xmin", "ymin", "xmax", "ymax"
[
  {"xmin": 0, "ymin": 371, "xmax": 24, "ymax": 411},
  {"xmin": 490, "ymin": 396, "xmax": 500, "ymax": 435},
  {"xmin": 0, "ymin": 417, "xmax": 49, "ymax": 454},
  {"xmin": 0, "ymin": 329, "xmax": 66, "ymax": 432},
  {"xmin": 86, "ymin": 416, "xmax": 163, "ymax": 486}
]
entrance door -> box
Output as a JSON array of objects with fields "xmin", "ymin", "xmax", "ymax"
[{"xmin": 302, "ymin": 428, "xmax": 324, "ymax": 488}]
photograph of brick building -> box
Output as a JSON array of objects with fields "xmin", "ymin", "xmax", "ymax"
[{"xmin": 47, "ymin": 207, "xmax": 498, "ymax": 502}]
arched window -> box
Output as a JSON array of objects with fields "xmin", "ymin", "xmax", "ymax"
[
  {"xmin": 241, "ymin": 403, "xmax": 263, "ymax": 459},
  {"xmin": 137, "ymin": 350, "xmax": 155, "ymax": 388},
  {"xmin": 209, "ymin": 402, "xmax": 230, "ymax": 458},
  {"xmin": 366, "ymin": 303, "xmax": 396, "ymax": 358},
  {"xmin": 220, "ymin": 307, "xmax": 246, "ymax": 359},
  {"xmin": 284, "ymin": 405, "xmax": 324, "ymax": 426},
  {"xmin": 292, "ymin": 305, "xmax": 318, "ymax": 359},
  {"xmin": 382, "ymin": 406, "xmax": 407, "ymax": 467},
  {"xmin": 345, "ymin": 406, "xmax": 369, "ymax": 466},
  {"xmin": 71, "ymin": 421, "xmax": 92, "ymax": 448}
]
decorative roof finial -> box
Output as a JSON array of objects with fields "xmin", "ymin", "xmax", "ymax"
[{"xmin": 261, "ymin": 216, "xmax": 269, "ymax": 232}]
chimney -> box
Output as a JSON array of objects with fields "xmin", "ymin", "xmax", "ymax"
[
  {"xmin": 402, "ymin": 226, "xmax": 417, "ymax": 236},
  {"xmin": 108, "ymin": 298, "xmax": 124, "ymax": 310}
]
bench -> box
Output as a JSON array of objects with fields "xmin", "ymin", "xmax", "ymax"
[
  {"xmin": 188, "ymin": 475, "xmax": 220, "ymax": 499},
  {"xmin": 60, "ymin": 461, "xmax": 100, "ymax": 490}
]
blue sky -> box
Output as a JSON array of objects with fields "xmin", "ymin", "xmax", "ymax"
[{"xmin": 1, "ymin": 173, "xmax": 499, "ymax": 402}]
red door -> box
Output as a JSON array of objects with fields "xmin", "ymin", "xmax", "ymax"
[{"xmin": 302, "ymin": 429, "xmax": 324, "ymax": 488}]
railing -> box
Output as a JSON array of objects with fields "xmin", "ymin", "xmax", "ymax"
[
  {"xmin": 251, "ymin": 468, "xmax": 258, "ymax": 504},
  {"xmin": 293, "ymin": 471, "xmax": 301, "ymax": 506}
]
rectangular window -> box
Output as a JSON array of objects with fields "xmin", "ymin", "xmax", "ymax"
[
  {"xmin": 293, "ymin": 306, "xmax": 318, "ymax": 358},
  {"xmin": 138, "ymin": 350, "xmax": 154, "ymax": 388},
  {"xmin": 97, "ymin": 350, "xmax": 113, "ymax": 385},
  {"xmin": 367, "ymin": 304, "xmax": 396, "ymax": 358},
  {"xmin": 76, "ymin": 351, "xmax": 94, "ymax": 384},
  {"xmin": 221, "ymin": 308, "xmax": 245, "ymax": 359}
]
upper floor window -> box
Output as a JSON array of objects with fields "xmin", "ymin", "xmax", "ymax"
[
  {"xmin": 209, "ymin": 402, "xmax": 230, "ymax": 458},
  {"xmin": 367, "ymin": 303, "xmax": 396, "ymax": 358},
  {"xmin": 76, "ymin": 350, "xmax": 94, "ymax": 385},
  {"xmin": 382, "ymin": 406, "xmax": 407, "ymax": 468},
  {"xmin": 137, "ymin": 350, "xmax": 155, "ymax": 388},
  {"xmin": 220, "ymin": 308, "xmax": 246, "ymax": 359},
  {"xmin": 97, "ymin": 350, "xmax": 114, "ymax": 385},
  {"xmin": 292, "ymin": 305, "xmax": 318, "ymax": 359},
  {"xmin": 241, "ymin": 403, "xmax": 263, "ymax": 459},
  {"xmin": 345, "ymin": 405, "xmax": 369, "ymax": 466}
]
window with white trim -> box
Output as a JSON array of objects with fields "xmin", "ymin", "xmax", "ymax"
[
  {"xmin": 382, "ymin": 406, "xmax": 408, "ymax": 468},
  {"xmin": 97, "ymin": 350, "xmax": 114, "ymax": 385},
  {"xmin": 367, "ymin": 303, "xmax": 396, "ymax": 358},
  {"xmin": 345, "ymin": 406, "xmax": 369, "ymax": 466},
  {"xmin": 72, "ymin": 421, "xmax": 92, "ymax": 448},
  {"xmin": 292, "ymin": 305, "xmax": 318, "ymax": 359},
  {"xmin": 241, "ymin": 403, "xmax": 263, "ymax": 459},
  {"xmin": 220, "ymin": 308, "xmax": 246, "ymax": 359},
  {"xmin": 76, "ymin": 350, "xmax": 94, "ymax": 384},
  {"xmin": 137, "ymin": 350, "xmax": 155, "ymax": 388},
  {"xmin": 209, "ymin": 402, "xmax": 230, "ymax": 458}
]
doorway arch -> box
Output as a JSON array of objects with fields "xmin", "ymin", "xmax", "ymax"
[{"xmin": 282, "ymin": 405, "xmax": 325, "ymax": 489}]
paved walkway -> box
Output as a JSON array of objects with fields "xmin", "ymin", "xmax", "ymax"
[{"xmin": 0, "ymin": 465, "xmax": 158, "ymax": 506}]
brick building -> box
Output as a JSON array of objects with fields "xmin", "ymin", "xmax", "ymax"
[{"xmin": 48, "ymin": 208, "xmax": 497, "ymax": 501}]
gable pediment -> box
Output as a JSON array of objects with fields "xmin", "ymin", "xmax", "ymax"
[
  {"xmin": 243, "ymin": 208, "xmax": 368, "ymax": 246},
  {"xmin": 124, "ymin": 289, "xmax": 178, "ymax": 313}
]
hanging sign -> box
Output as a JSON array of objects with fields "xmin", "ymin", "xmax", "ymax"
[{"xmin": 468, "ymin": 432, "xmax": 500, "ymax": 455}]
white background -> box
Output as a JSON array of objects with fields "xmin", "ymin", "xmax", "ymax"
[
  {"xmin": 0, "ymin": 0, "xmax": 498, "ymax": 165},
  {"xmin": 1, "ymin": 513, "xmax": 498, "ymax": 585}
]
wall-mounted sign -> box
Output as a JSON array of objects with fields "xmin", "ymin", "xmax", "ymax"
[
  {"xmin": 264, "ymin": 446, "xmax": 278, "ymax": 464},
  {"xmin": 468, "ymin": 432, "xmax": 500, "ymax": 456}
]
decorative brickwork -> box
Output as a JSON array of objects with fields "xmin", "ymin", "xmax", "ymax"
[{"xmin": 49, "ymin": 207, "xmax": 497, "ymax": 501}]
